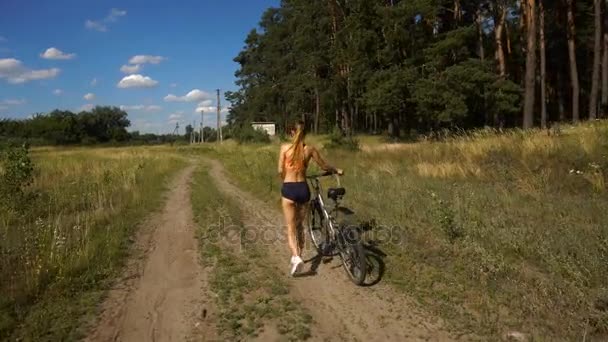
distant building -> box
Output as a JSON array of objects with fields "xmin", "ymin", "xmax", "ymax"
[{"xmin": 251, "ymin": 122, "xmax": 276, "ymax": 136}]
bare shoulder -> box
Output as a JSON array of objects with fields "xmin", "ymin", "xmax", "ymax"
[
  {"xmin": 304, "ymin": 144, "xmax": 318, "ymax": 155},
  {"xmin": 280, "ymin": 143, "xmax": 290, "ymax": 152}
]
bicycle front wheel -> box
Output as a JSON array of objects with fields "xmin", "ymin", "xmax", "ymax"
[
  {"xmin": 337, "ymin": 228, "xmax": 367, "ymax": 285},
  {"xmin": 307, "ymin": 200, "xmax": 331, "ymax": 255}
]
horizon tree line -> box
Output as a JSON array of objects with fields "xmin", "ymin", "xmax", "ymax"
[{"xmin": 227, "ymin": 0, "xmax": 608, "ymax": 136}]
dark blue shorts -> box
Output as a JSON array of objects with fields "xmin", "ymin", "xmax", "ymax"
[{"xmin": 281, "ymin": 182, "xmax": 310, "ymax": 204}]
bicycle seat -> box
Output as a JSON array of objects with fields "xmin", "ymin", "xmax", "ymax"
[{"xmin": 328, "ymin": 187, "xmax": 346, "ymax": 201}]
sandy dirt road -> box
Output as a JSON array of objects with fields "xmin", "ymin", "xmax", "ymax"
[
  {"xmin": 85, "ymin": 165, "xmax": 216, "ymax": 342},
  {"xmin": 206, "ymin": 158, "xmax": 459, "ymax": 342}
]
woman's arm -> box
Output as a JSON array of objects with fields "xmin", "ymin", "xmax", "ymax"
[{"xmin": 310, "ymin": 146, "xmax": 343, "ymax": 174}]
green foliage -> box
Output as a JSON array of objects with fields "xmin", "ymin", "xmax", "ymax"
[
  {"xmin": 228, "ymin": 0, "xmax": 599, "ymax": 135},
  {"xmin": 230, "ymin": 124, "xmax": 271, "ymax": 144},
  {"xmin": 325, "ymin": 127, "xmax": 360, "ymax": 151},
  {"xmin": 0, "ymin": 145, "xmax": 35, "ymax": 210},
  {"xmin": 430, "ymin": 192, "xmax": 464, "ymax": 243},
  {"xmin": 0, "ymin": 106, "xmax": 131, "ymax": 146}
]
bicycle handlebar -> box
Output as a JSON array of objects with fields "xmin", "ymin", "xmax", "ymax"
[{"xmin": 306, "ymin": 170, "xmax": 339, "ymax": 179}]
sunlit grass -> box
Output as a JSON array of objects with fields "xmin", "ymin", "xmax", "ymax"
[
  {"xmin": 203, "ymin": 120, "xmax": 608, "ymax": 340},
  {"xmin": 0, "ymin": 146, "xmax": 186, "ymax": 340}
]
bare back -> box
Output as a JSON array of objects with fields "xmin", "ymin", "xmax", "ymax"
[{"xmin": 278, "ymin": 143, "xmax": 334, "ymax": 182}]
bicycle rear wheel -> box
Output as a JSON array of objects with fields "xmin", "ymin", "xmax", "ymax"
[
  {"xmin": 307, "ymin": 200, "xmax": 331, "ymax": 255},
  {"xmin": 337, "ymin": 228, "xmax": 367, "ymax": 285}
]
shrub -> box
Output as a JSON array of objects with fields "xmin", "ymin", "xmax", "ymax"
[
  {"xmin": 0, "ymin": 144, "xmax": 35, "ymax": 211},
  {"xmin": 325, "ymin": 127, "xmax": 360, "ymax": 151},
  {"xmin": 231, "ymin": 124, "xmax": 271, "ymax": 144}
]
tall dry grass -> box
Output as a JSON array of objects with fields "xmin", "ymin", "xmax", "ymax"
[
  {"xmin": 0, "ymin": 146, "xmax": 185, "ymax": 340},
  {"xmin": 207, "ymin": 121, "xmax": 608, "ymax": 340}
]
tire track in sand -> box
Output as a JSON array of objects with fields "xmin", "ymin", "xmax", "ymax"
[{"xmin": 85, "ymin": 165, "xmax": 217, "ymax": 342}]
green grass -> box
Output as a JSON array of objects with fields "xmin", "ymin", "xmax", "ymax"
[
  {"xmin": 208, "ymin": 121, "xmax": 608, "ymax": 340},
  {"xmin": 191, "ymin": 165, "xmax": 312, "ymax": 341},
  {"xmin": 0, "ymin": 146, "xmax": 186, "ymax": 341}
]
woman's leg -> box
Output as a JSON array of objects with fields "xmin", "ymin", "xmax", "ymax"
[
  {"xmin": 295, "ymin": 202, "xmax": 308, "ymax": 255},
  {"xmin": 281, "ymin": 197, "xmax": 299, "ymax": 257}
]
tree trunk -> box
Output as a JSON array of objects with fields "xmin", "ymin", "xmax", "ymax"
[
  {"xmin": 373, "ymin": 112, "xmax": 377, "ymax": 133},
  {"xmin": 603, "ymin": 4, "xmax": 608, "ymax": 118},
  {"xmin": 314, "ymin": 86, "xmax": 320, "ymax": 134},
  {"xmin": 495, "ymin": 4, "xmax": 507, "ymax": 77},
  {"xmin": 558, "ymin": 72, "xmax": 566, "ymax": 121},
  {"xmin": 567, "ymin": 0, "xmax": 580, "ymax": 122},
  {"xmin": 540, "ymin": 0, "xmax": 548, "ymax": 129},
  {"xmin": 590, "ymin": 0, "xmax": 602, "ymax": 120},
  {"xmin": 478, "ymin": 7, "xmax": 485, "ymax": 61},
  {"xmin": 454, "ymin": 0, "xmax": 462, "ymax": 22},
  {"xmin": 523, "ymin": 0, "xmax": 537, "ymax": 129}
]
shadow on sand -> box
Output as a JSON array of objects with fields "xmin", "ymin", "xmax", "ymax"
[{"xmin": 295, "ymin": 227, "xmax": 387, "ymax": 287}]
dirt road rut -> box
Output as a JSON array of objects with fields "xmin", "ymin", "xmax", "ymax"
[{"xmin": 86, "ymin": 166, "xmax": 215, "ymax": 342}]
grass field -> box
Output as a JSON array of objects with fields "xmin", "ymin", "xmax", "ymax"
[
  {"xmin": 209, "ymin": 121, "xmax": 608, "ymax": 340},
  {"xmin": 1, "ymin": 121, "xmax": 607, "ymax": 340},
  {"xmin": 0, "ymin": 146, "xmax": 185, "ymax": 340}
]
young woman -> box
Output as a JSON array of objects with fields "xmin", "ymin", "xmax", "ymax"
[{"xmin": 278, "ymin": 121, "xmax": 343, "ymax": 276}]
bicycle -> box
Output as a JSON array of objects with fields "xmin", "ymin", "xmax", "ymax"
[{"xmin": 306, "ymin": 171, "xmax": 367, "ymax": 285}]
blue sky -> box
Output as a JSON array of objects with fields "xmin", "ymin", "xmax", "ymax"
[{"xmin": 0, "ymin": 0, "xmax": 278, "ymax": 133}]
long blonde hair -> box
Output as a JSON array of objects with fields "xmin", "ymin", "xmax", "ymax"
[{"xmin": 287, "ymin": 121, "xmax": 306, "ymax": 171}]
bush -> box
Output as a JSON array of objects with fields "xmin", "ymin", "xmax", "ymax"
[
  {"xmin": 231, "ymin": 124, "xmax": 271, "ymax": 144},
  {"xmin": 325, "ymin": 127, "xmax": 360, "ymax": 151},
  {"xmin": 0, "ymin": 144, "xmax": 35, "ymax": 211}
]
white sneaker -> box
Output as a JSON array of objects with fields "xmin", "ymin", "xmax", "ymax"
[{"xmin": 290, "ymin": 256, "xmax": 304, "ymax": 276}]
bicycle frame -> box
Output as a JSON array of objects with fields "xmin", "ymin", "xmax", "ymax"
[
  {"xmin": 307, "ymin": 176, "xmax": 340, "ymax": 239},
  {"xmin": 306, "ymin": 173, "xmax": 368, "ymax": 285}
]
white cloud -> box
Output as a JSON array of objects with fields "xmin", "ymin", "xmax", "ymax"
[
  {"xmin": 79, "ymin": 104, "xmax": 94, "ymax": 112},
  {"xmin": 0, "ymin": 58, "xmax": 60, "ymax": 84},
  {"xmin": 1, "ymin": 98, "xmax": 26, "ymax": 105},
  {"xmin": 194, "ymin": 100, "xmax": 229, "ymax": 114},
  {"xmin": 131, "ymin": 119, "xmax": 163, "ymax": 133},
  {"xmin": 53, "ymin": 89, "xmax": 63, "ymax": 95},
  {"xmin": 107, "ymin": 8, "xmax": 127, "ymax": 22},
  {"xmin": 120, "ymin": 105, "xmax": 144, "ymax": 111},
  {"xmin": 117, "ymin": 74, "xmax": 158, "ymax": 88},
  {"xmin": 90, "ymin": 78, "xmax": 98, "ymax": 86},
  {"xmin": 84, "ymin": 93, "xmax": 95, "ymax": 101},
  {"xmin": 0, "ymin": 105, "xmax": 7, "ymax": 111},
  {"xmin": 168, "ymin": 111, "xmax": 184, "ymax": 123},
  {"xmin": 41, "ymin": 47, "xmax": 76, "ymax": 60},
  {"xmin": 164, "ymin": 89, "xmax": 212, "ymax": 102},
  {"xmin": 85, "ymin": 8, "xmax": 127, "ymax": 32},
  {"xmin": 128, "ymin": 55, "xmax": 165, "ymax": 65},
  {"xmin": 195, "ymin": 105, "xmax": 215, "ymax": 113},
  {"xmin": 147, "ymin": 105, "xmax": 162, "ymax": 112},
  {"xmin": 120, "ymin": 64, "xmax": 141, "ymax": 74},
  {"xmin": 85, "ymin": 20, "xmax": 107, "ymax": 32},
  {"xmin": 120, "ymin": 104, "xmax": 162, "ymax": 112}
]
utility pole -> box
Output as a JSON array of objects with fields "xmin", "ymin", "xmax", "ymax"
[
  {"xmin": 201, "ymin": 110, "xmax": 205, "ymax": 144},
  {"xmin": 216, "ymin": 89, "xmax": 223, "ymax": 143}
]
